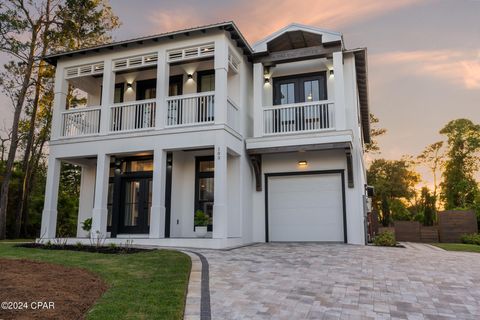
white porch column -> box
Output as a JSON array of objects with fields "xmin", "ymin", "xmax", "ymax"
[
  {"xmin": 214, "ymin": 38, "xmax": 228, "ymax": 124},
  {"xmin": 40, "ymin": 156, "xmax": 62, "ymax": 239},
  {"xmin": 51, "ymin": 64, "xmax": 69, "ymax": 140},
  {"xmin": 150, "ymin": 148, "xmax": 167, "ymax": 238},
  {"xmin": 100, "ymin": 59, "xmax": 115, "ymax": 134},
  {"xmin": 213, "ymin": 143, "xmax": 228, "ymax": 239},
  {"xmin": 91, "ymin": 153, "xmax": 110, "ymax": 238},
  {"xmin": 333, "ymin": 51, "xmax": 346, "ymax": 130},
  {"xmin": 155, "ymin": 48, "xmax": 168, "ymax": 129},
  {"xmin": 253, "ymin": 63, "xmax": 264, "ymax": 137},
  {"xmin": 76, "ymin": 164, "xmax": 96, "ymax": 237}
]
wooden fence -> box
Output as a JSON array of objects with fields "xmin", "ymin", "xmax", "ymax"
[
  {"xmin": 375, "ymin": 210, "xmax": 477, "ymax": 243},
  {"xmin": 438, "ymin": 210, "xmax": 478, "ymax": 243}
]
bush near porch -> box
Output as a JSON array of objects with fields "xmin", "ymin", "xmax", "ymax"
[{"xmin": 0, "ymin": 244, "xmax": 191, "ymax": 319}]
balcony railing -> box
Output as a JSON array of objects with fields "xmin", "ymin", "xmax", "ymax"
[
  {"xmin": 263, "ymin": 100, "xmax": 334, "ymax": 135},
  {"xmin": 166, "ymin": 91, "xmax": 215, "ymax": 127},
  {"xmin": 61, "ymin": 107, "xmax": 101, "ymax": 137},
  {"xmin": 110, "ymin": 99, "xmax": 156, "ymax": 132}
]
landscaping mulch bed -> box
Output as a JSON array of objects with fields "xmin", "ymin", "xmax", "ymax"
[
  {"xmin": 0, "ymin": 259, "xmax": 108, "ymax": 320},
  {"xmin": 16, "ymin": 243, "xmax": 152, "ymax": 254}
]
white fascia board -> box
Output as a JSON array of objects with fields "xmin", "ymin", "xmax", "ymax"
[{"xmin": 245, "ymin": 130, "xmax": 353, "ymax": 150}]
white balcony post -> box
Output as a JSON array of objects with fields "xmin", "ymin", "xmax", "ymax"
[
  {"xmin": 253, "ymin": 63, "xmax": 264, "ymax": 137},
  {"xmin": 77, "ymin": 163, "xmax": 96, "ymax": 237},
  {"xmin": 40, "ymin": 156, "xmax": 61, "ymax": 239},
  {"xmin": 150, "ymin": 147, "xmax": 167, "ymax": 238},
  {"xmin": 333, "ymin": 51, "xmax": 346, "ymax": 130},
  {"xmin": 213, "ymin": 143, "xmax": 228, "ymax": 239},
  {"xmin": 91, "ymin": 153, "xmax": 110, "ymax": 238},
  {"xmin": 100, "ymin": 59, "xmax": 115, "ymax": 134},
  {"xmin": 214, "ymin": 37, "xmax": 228, "ymax": 124},
  {"xmin": 51, "ymin": 64, "xmax": 69, "ymax": 140},
  {"xmin": 155, "ymin": 48, "xmax": 168, "ymax": 129}
]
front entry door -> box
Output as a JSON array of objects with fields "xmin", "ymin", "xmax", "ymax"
[{"xmin": 118, "ymin": 175, "xmax": 152, "ymax": 234}]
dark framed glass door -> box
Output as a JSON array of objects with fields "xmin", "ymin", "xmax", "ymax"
[
  {"xmin": 118, "ymin": 174, "xmax": 152, "ymax": 234},
  {"xmin": 272, "ymin": 72, "xmax": 327, "ymax": 132},
  {"xmin": 197, "ymin": 70, "xmax": 215, "ymax": 122},
  {"xmin": 167, "ymin": 75, "xmax": 184, "ymax": 125},
  {"xmin": 195, "ymin": 156, "xmax": 214, "ymax": 232}
]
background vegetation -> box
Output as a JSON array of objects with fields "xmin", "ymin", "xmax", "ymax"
[{"xmin": 367, "ymin": 117, "xmax": 480, "ymax": 229}]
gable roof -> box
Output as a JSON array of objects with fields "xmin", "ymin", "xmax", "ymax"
[
  {"xmin": 44, "ymin": 21, "xmax": 253, "ymax": 66},
  {"xmin": 252, "ymin": 23, "xmax": 343, "ymax": 53}
]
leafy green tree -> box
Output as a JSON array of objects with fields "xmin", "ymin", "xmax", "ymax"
[
  {"xmin": 365, "ymin": 113, "xmax": 387, "ymax": 154},
  {"xmin": 0, "ymin": 0, "xmax": 119, "ymax": 239},
  {"xmin": 440, "ymin": 119, "xmax": 480, "ymax": 209},
  {"xmin": 417, "ymin": 187, "xmax": 436, "ymax": 226},
  {"xmin": 367, "ymin": 158, "xmax": 420, "ymax": 226},
  {"xmin": 417, "ymin": 141, "xmax": 445, "ymax": 209}
]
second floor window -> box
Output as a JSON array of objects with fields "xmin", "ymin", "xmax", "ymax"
[
  {"xmin": 197, "ymin": 70, "xmax": 215, "ymax": 92},
  {"xmin": 136, "ymin": 79, "xmax": 157, "ymax": 100}
]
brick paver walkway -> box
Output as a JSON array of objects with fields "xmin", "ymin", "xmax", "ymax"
[{"xmin": 199, "ymin": 243, "xmax": 480, "ymax": 320}]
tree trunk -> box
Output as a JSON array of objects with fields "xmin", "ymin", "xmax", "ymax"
[
  {"xmin": 13, "ymin": 59, "xmax": 46, "ymax": 238},
  {"xmin": 0, "ymin": 30, "xmax": 38, "ymax": 239}
]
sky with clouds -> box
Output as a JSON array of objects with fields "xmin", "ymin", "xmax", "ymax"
[{"xmin": 0, "ymin": 0, "xmax": 479, "ymax": 185}]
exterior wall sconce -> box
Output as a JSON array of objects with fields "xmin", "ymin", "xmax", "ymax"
[
  {"xmin": 264, "ymin": 77, "xmax": 270, "ymax": 84},
  {"xmin": 126, "ymin": 82, "xmax": 133, "ymax": 89},
  {"xmin": 187, "ymin": 73, "xmax": 193, "ymax": 80},
  {"xmin": 298, "ymin": 160, "xmax": 308, "ymax": 167},
  {"xmin": 329, "ymin": 69, "xmax": 334, "ymax": 76},
  {"xmin": 113, "ymin": 158, "xmax": 123, "ymax": 175}
]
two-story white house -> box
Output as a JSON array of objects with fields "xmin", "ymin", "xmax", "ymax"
[{"xmin": 40, "ymin": 22, "xmax": 371, "ymax": 249}]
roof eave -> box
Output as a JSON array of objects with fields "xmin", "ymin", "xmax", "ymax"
[
  {"xmin": 346, "ymin": 48, "xmax": 371, "ymax": 144},
  {"xmin": 43, "ymin": 21, "xmax": 253, "ymax": 66}
]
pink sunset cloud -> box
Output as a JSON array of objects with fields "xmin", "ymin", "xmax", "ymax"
[
  {"xmin": 148, "ymin": 0, "xmax": 424, "ymax": 43},
  {"xmin": 374, "ymin": 50, "xmax": 480, "ymax": 89}
]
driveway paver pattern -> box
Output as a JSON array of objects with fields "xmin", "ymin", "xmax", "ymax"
[{"xmin": 198, "ymin": 243, "xmax": 480, "ymax": 320}]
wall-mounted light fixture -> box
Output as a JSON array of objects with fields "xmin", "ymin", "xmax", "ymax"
[
  {"xmin": 298, "ymin": 160, "xmax": 308, "ymax": 167},
  {"xmin": 187, "ymin": 73, "xmax": 193, "ymax": 80},
  {"xmin": 114, "ymin": 158, "xmax": 123, "ymax": 175},
  {"xmin": 126, "ymin": 82, "xmax": 133, "ymax": 89},
  {"xmin": 264, "ymin": 77, "xmax": 270, "ymax": 84},
  {"xmin": 329, "ymin": 69, "xmax": 334, "ymax": 76}
]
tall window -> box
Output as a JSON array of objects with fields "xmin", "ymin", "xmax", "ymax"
[
  {"xmin": 197, "ymin": 70, "xmax": 215, "ymax": 92},
  {"xmin": 195, "ymin": 156, "xmax": 214, "ymax": 231}
]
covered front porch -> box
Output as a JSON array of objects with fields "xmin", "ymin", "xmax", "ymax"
[{"xmin": 39, "ymin": 145, "xmax": 245, "ymax": 249}]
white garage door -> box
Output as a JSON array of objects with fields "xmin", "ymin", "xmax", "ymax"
[{"xmin": 268, "ymin": 173, "xmax": 344, "ymax": 242}]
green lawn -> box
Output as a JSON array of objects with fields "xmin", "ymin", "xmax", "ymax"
[
  {"xmin": 432, "ymin": 243, "xmax": 480, "ymax": 253},
  {"xmin": 0, "ymin": 243, "xmax": 191, "ymax": 319}
]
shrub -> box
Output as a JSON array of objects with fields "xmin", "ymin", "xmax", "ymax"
[
  {"xmin": 373, "ymin": 231, "xmax": 396, "ymax": 247},
  {"xmin": 82, "ymin": 218, "xmax": 92, "ymax": 232},
  {"xmin": 194, "ymin": 210, "xmax": 211, "ymax": 226},
  {"xmin": 460, "ymin": 233, "xmax": 480, "ymax": 245}
]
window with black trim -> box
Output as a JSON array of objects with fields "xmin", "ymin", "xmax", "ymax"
[{"xmin": 195, "ymin": 156, "xmax": 214, "ymax": 231}]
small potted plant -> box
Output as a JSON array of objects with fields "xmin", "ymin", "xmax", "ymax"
[
  {"xmin": 194, "ymin": 210, "xmax": 210, "ymax": 238},
  {"xmin": 82, "ymin": 218, "xmax": 92, "ymax": 238}
]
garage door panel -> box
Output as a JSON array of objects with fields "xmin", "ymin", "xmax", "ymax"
[{"xmin": 268, "ymin": 173, "xmax": 344, "ymax": 242}]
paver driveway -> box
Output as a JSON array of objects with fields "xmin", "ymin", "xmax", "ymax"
[{"xmin": 198, "ymin": 243, "xmax": 480, "ymax": 320}]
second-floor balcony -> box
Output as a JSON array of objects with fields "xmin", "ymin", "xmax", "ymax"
[
  {"xmin": 60, "ymin": 91, "xmax": 243, "ymax": 137},
  {"xmin": 262, "ymin": 100, "xmax": 334, "ymax": 135}
]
